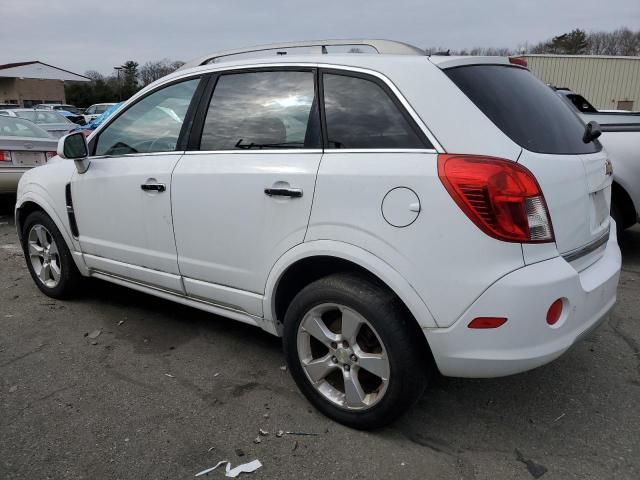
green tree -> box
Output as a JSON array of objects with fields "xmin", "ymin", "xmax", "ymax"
[{"xmin": 118, "ymin": 60, "xmax": 140, "ymax": 100}]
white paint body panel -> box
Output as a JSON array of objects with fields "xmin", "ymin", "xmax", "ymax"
[
  {"xmin": 14, "ymin": 53, "xmax": 623, "ymax": 381},
  {"xmin": 71, "ymin": 154, "xmax": 183, "ymax": 290}
]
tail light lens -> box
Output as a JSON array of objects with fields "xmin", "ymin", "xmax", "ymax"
[
  {"xmin": 0, "ymin": 151, "xmax": 12, "ymax": 163},
  {"xmin": 438, "ymin": 154, "xmax": 554, "ymax": 243},
  {"xmin": 508, "ymin": 57, "xmax": 528, "ymax": 68}
]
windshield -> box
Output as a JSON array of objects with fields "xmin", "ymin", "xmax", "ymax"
[
  {"xmin": 16, "ymin": 110, "xmax": 72, "ymax": 124},
  {"xmin": 0, "ymin": 116, "xmax": 51, "ymax": 138},
  {"xmin": 445, "ymin": 65, "xmax": 600, "ymax": 155}
]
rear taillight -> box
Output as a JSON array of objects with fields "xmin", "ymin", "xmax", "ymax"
[
  {"xmin": 508, "ymin": 57, "xmax": 528, "ymax": 68},
  {"xmin": 438, "ymin": 154, "xmax": 554, "ymax": 243},
  {"xmin": 0, "ymin": 151, "xmax": 11, "ymax": 162}
]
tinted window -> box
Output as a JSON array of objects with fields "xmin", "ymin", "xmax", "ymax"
[
  {"xmin": 201, "ymin": 71, "xmax": 318, "ymax": 150},
  {"xmin": 322, "ymin": 73, "xmax": 427, "ymax": 149},
  {"xmin": 566, "ymin": 94, "xmax": 598, "ymax": 113},
  {"xmin": 445, "ymin": 65, "xmax": 599, "ymax": 154},
  {"xmin": 95, "ymin": 79, "xmax": 199, "ymax": 156},
  {"xmin": 17, "ymin": 110, "xmax": 71, "ymax": 124}
]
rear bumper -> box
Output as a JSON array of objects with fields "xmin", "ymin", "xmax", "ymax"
[
  {"xmin": 424, "ymin": 228, "xmax": 621, "ymax": 378},
  {"xmin": 0, "ymin": 169, "xmax": 27, "ymax": 193}
]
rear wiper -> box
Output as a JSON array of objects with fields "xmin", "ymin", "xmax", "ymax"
[
  {"xmin": 235, "ymin": 139, "xmax": 304, "ymax": 149},
  {"xmin": 582, "ymin": 121, "xmax": 602, "ymax": 143}
]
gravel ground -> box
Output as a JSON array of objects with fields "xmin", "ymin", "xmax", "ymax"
[{"xmin": 1, "ymin": 198, "xmax": 639, "ymax": 480}]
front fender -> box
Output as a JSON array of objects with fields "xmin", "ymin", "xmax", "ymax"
[
  {"xmin": 263, "ymin": 239, "xmax": 438, "ymax": 335},
  {"xmin": 15, "ymin": 185, "xmax": 89, "ymax": 276}
]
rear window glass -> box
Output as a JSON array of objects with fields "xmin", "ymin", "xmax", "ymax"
[{"xmin": 445, "ymin": 65, "xmax": 600, "ymax": 154}]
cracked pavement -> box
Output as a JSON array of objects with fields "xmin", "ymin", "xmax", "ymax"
[{"xmin": 1, "ymin": 198, "xmax": 639, "ymax": 479}]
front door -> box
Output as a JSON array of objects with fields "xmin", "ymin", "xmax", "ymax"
[
  {"xmin": 72, "ymin": 78, "xmax": 201, "ymax": 291},
  {"xmin": 172, "ymin": 69, "xmax": 322, "ymax": 315}
]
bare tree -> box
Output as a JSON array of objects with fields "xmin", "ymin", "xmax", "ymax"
[{"xmin": 139, "ymin": 59, "xmax": 185, "ymax": 87}]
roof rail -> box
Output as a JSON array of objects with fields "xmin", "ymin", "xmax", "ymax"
[{"xmin": 180, "ymin": 39, "xmax": 425, "ymax": 69}]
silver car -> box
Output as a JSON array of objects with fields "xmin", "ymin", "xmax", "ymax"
[
  {"xmin": 0, "ymin": 115, "xmax": 57, "ymax": 193},
  {"xmin": 0, "ymin": 109, "xmax": 76, "ymax": 139}
]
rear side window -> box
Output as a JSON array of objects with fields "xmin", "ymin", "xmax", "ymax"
[
  {"xmin": 200, "ymin": 71, "xmax": 319, "ymax": 150},
  {"xmin": 445, "ymin": 65, "xmax": 600, "ymax": 154},
  {"xmin": 322, "ymin": 73, "xmax": 428, "ymax": 149}
]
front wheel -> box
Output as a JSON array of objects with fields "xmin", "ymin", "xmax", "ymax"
[
  {"xmin": 21, "ymin": 210, "xmax": 81, "ymax": 299},
  {"xmin": 283, "ymin": 273, "xmax": 431, "ymax": 429}
]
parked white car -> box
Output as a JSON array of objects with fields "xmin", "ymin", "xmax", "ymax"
[
  {"xmin": 0, "ymin": 108, "xmax": 76, "ymax": 138},
  {"xmin": 83, "ymin": 103, "xmax": 117, "ymax": 123},
  {"xmin": 14, "ymin": 40, "xmax": 621, "ymax": 429}
]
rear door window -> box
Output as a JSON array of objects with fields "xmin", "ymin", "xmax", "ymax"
[
  {"xmin": 445, "ymin": 65, "xmax": 600, "ymax": 154},
  {"xmin": 200, "ymin": 70, "xmax": 319, "ymax": 150},
  {"xmin": 322, "ymin": 73, "xmax": 429, "ymax": 149}
]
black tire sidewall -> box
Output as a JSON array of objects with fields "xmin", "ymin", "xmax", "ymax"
[
  {"xmin": 283, "ymin": 273, "xmax": 428, "ymax": 429},
  {"xmin": 21, "ymin": 211, "xmax": 79, "ymax": 299}
]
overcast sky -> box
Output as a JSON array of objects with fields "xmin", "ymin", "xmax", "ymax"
[{"xmin": 2, "ymin": 0, "xmax": 639, "ymax": 75}]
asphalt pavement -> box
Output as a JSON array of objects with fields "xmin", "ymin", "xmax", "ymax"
[{"xmin": 1, "ymin": 198, "xmax": 638, "ymax": 479}]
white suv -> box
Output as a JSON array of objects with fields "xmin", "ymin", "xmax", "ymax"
[{"xmin": 14, "ymin": 40, "xmax": 621, "ymax": 429}]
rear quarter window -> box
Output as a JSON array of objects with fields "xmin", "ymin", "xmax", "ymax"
[{"xmin": 445, "ymin": 65, "xmax": 600, "ymax": 155}]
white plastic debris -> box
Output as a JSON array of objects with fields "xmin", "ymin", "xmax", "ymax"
[
  {"xmin": 279, "ymin": 365, "xmax": 287, "ymax": 371},
  {"xmin": 195, "ymin": 460, "xmax": 228, "ymax": 477},
  {"xmin": 253, "ymin": 436, "xmax": 261, "ymax": 444},
  {"xmin": 258, "ymin": 428, "xmax": 269, "ymax": 436},
  {"xmin": 118, "ymin": 320, "xmax": 125, "ymax": 326},
  {"xmin": 195, "ymin": 460, "xmax": 262, "ymax": 478},
  {"xmin": 164, "ymin": 373, "xmax": 175, "ymax": 378},
  {"xmin": 226, "ymin": 460, "xmax": 262, "ymax": 478},
  {"xmin": 275, "ymin": 430, "xmax": 284, "ymax": 438}
]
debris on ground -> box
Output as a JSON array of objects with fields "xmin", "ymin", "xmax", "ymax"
[
  {"xmin": 253, "ymin": 436, "xmax": 261, "ymax": 444},
  {"xmin": 195, "ymin": 460, "xmax": 228, "ymax": 477},
  {"xmin": 195, "ymin": 460, "xmax": 262, "ymax": 478},
  {"xmin": 164, "ymin": 373, "xmax": 175, "ymax": 378},
  {"xmin": 292, "ymin": 440, "xmax": 298, "ymax": 451},
  {"xmin": 118, "ymin": 320, "xmax": 125, "ymax": 326},
  {"xmin": 214, "ymin": 372, "xmax": 220, "ymax": 377},
  {"xmin": 263, "ymin": 413, "xmax": 269, "ymax": 419},
  {"xmin": 235, "ymin": 448, "xmax": 245, "ymax": 457},
  {"xmin": 208, "ymin": 446, "xmax": 215, "ymax": 452},
  {"xmin": 553, "ymin": 413, "xmax": 565, "ymax": 422},
  {"xmin": 515, "ymin": 449, "xmax": 548, "ymax": 479},
  {"xmin": 90, "ymin": 341, "xmax": 98, "ymax": 346},
  {"xmin": 87, "ymin": 329, "xmax": 102, "ymax": 339},
  {"xmin": 9, "ymin": 385, "xmax": 17, "ymax": 393},
  {"xmin": 258, "ymin": 428, "xmax": 269, "ymax": 436},
  {"xmin": 279, "ymin": 365, "xmax": 287, "ymax": 371},
  {"xmin": 275, "ymin": 430, "xmax": 284, "ymax": 438},
  {"xmin": 285, "ymin": 431, "xmax": 318, "ymax": 436},
  {"xmin": 226, "ymin": 460, "xmax": 262, "ymax": 478}
]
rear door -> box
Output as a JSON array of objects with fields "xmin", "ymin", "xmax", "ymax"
[
  {"xmin": 444, "ymin": 64, "xmax": 610, "ymax": 265},
  {"xmin": 171, "ymin": 68, "xmax": 322, "ymax": 316}
]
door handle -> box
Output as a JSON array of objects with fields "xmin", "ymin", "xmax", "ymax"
[
  {"xmin": 141, "ymin": 183, "xmax": 166, "ymax": 192},
  {"xmin": 264, "ymin": 187, "xmax": 303, "ymax": 198}
]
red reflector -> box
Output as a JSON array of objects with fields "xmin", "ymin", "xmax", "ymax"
[
  {"xmin": 0, "ymin": 150, "xmax": 11, "ymax": 162},
  {"xmin": 509, "ymin": 57, "xmax": 528, "ymax": 68},
  {"xmin": 438, "ymin": 154, "xmax": 554, "ymax": 243},
  {"xmin": 468, "ymin": 317, "xmax": 508, "ymax": 329},
  {"xmin": 546, "ymin": 299, "xmax": 563, "ymax": 325}
]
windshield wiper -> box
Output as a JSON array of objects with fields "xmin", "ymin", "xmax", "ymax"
[{"xmin": 234, "ymin": 139, "xmax": 304, "ymax": 149}]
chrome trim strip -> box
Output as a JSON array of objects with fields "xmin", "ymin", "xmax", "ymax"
[
  {"xmin": 183, "ymin": 149, "xmax": 323, "ymax": 155},
  {"xmin": 90, "ymin": 269, "xmax": 262, "ymax": 320},
  {"xmin": 561, "ymin": 229, "xmax": 610, "ymax": 263}
]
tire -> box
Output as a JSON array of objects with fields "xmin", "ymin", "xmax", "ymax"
[
  {"xmin": 21, "ymin": 210, "xmax": 81, "ymax": 299},
  {"xmin": 283, "ymin": 272, "xmax": 431, "ymax": 429}
]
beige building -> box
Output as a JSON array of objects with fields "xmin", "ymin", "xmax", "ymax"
[
  {"xmin": 522, "ymin": 54, "xmax": 640, "ymax": 111},
  {"xmin": 0, "ymin": 61, "xmax": 89, "ymax": 107}
]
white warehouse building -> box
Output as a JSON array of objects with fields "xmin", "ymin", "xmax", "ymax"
[{"xmin": 521, "ymin": 54, "xmax": 640, "ymax": 111}]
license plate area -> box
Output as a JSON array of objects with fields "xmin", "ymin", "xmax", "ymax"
[{"xmin": 13, "ymin": 151, "xmax": 46, "ymax": 166}]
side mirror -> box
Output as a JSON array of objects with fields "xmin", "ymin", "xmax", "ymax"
[{"xmin": 57, "ymin": 132, "xmax": 90, "ymax": 173}]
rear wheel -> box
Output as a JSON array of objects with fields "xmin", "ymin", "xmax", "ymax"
[
  {"xmin": 283, "ymin": 273, "xmax": 431, "ymax": 429},
  {"xmin": 21, "ymin": 211, "xmax": 81, "ymax": 299}
]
